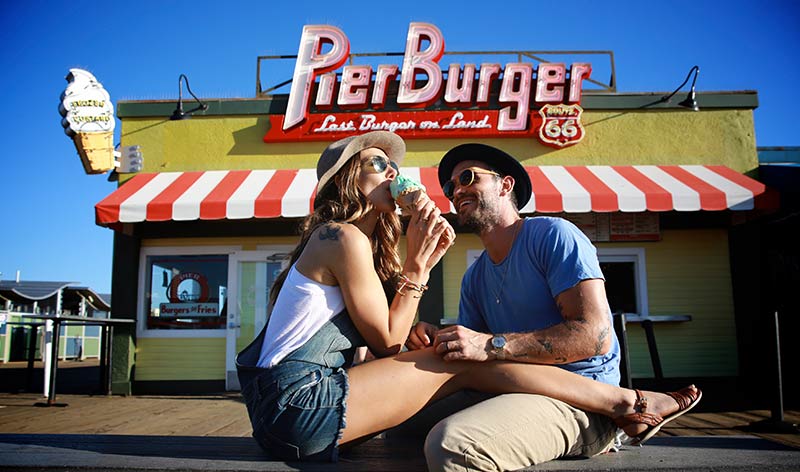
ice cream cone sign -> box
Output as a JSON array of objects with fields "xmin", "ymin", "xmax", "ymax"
[{"xmin": 59, "ymin": 69, "xmax": 116, "ymax": 174}]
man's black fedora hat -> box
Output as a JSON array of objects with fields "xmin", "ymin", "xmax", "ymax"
[{"xmin": 438, "ymin": 143, "xmax": 532, "ymax": 208}]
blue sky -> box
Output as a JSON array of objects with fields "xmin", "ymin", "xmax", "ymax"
[{"xmin": 1, "ymin": 0, "xmax": 798, "ymax": 294}]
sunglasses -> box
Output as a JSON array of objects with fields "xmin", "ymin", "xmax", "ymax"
[
  {"xmin": 363, "ymin": 155, "xmax": 399, "ymax": 174},
  {"xmin": 442, "ymin": 167, "xmax": 501, "ymax": 200}
]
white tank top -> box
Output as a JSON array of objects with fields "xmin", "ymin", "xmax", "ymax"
[{"xmin": 257, "ymin": 264, "xmax": 346, "ymax": 368}]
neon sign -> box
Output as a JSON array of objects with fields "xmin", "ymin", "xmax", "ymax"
[{"xmin": 264, "ymin": 23, "xmax": 590, "ymax": 148}]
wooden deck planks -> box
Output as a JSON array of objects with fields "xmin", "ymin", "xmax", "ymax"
[{"xmin": 1, "ymin": 393, "xmax": 797, "ymax": 449}]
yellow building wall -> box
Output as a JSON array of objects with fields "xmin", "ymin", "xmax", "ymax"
[
  {"xmin": 119, "ymin": 108, "xmax": 758, "ymax": 178},
  {"xmin": 136, "ymin": 337, "xmax": 225, "ymax": 381},
  {"xmin": 611, "ymin": 228, "xmax": 738, "ymax": 378}
]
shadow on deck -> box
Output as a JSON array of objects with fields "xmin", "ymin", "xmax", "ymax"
[{"xmin": 1, "ymin": 433, "xmax": 799, "ymax": 471}]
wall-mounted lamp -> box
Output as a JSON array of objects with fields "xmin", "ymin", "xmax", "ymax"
[
  {"xmin": 170, "ymin": 74, "xmax": 208, "ymax": 120},
  {"xmin": 661, "ymin": 66, "xmax": 700, "ymax": 111}
]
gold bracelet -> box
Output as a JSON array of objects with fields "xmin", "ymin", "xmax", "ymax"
[{"xmin": 395, "ymin": 274, "xmax": 429, "ymax": 298}]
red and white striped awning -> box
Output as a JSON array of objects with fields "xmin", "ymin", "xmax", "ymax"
[{"xmin": 95, "ymin": 165, "xmax": 774, "ymax": 227}]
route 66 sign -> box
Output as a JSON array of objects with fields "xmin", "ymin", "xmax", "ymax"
[{"xmin": 537, "ymin": 104, "xmax": 585, "ymax": 148}]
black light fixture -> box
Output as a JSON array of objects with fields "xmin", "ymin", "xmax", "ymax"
[
  {"xmin": 661, "ymin": 66, "xmax": 700, "ymax": 111},
  {"xmin": 170, "ymin": 74, "xmax": 208, "ymax": 120}
]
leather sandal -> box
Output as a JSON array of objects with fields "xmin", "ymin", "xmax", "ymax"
[{"xmin": 613, "ymin": 385, "xmax": 703, "ymax": 446}]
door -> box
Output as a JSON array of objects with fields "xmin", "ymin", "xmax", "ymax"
[{"xmin": 225, "ymin": 249, "xmax": 291, "ymax": 390}]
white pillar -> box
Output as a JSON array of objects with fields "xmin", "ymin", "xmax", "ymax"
[
  {"xmin": 79, "ymin": 297, "xmax": 87, "ymax": 360},
  {"xmin": 39, "ymin": 296, "xmax": 53, "ymax": 397},
  {"xmin": 56, "ymin": 289, "xmax": 64, "ymax": 361}
]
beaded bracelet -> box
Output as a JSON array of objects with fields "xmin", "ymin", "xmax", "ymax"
[{"xmin": 395, "ymin": 274, "xmax": 429, "ymax": 298}]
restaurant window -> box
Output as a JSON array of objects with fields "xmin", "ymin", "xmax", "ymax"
[
  {"xmin": 597, "ymin": 248, "xmax": 649, "ymax": 316},
  {"xmin": 144, "ymin": 254, "xmax": 228, "ymax": 331}
]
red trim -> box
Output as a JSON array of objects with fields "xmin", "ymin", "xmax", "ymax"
[
  {"xmin": 565, "ymin": 166, "xmax": 618, "ymax": 212},
  {"xmin": 264, "ymin": 110, "xmax": 536, "ymax": 142},
  {"xmin": 254, "ymin": 169, "xmax": 298, "ymax": 218},
  {"xmin": 705, "ymin": 166, "xmax": 765, "ymax": 193},
  {"xmin": 419, "ymin": 167, "xmax": 451, "ymax": 212},
  {"xmin": 200, "ymin": 171, "xmax": 251, "ymax": 220},
  {"xmin": 95, "ymin": 173, "xmax": 158, "ymax": 225},
  {"xmin": 705, "ymin": 166, "xmax": 779, "ymax": 210},
  {"xmin": 526, "ymin": 167, "xmax": 563, "ymax": 212},
  {"xmin": 147, "ymin": 172, "xmax": 203, "ymax": 221},
  {"xmin": 659, "ymin": 166, "xmax": 727, "ymax": 211},
  {"xmin": 613, "ymin": 166, "xmax": 673, "ymax": 212}
]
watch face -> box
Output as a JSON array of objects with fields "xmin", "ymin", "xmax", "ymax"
[{"xmin": 492, "ymin": 335, "xmax": 506, "ymax": 349}]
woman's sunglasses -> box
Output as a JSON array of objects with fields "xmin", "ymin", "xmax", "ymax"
[
  {"xmin": 442, "ymin": 167, "xmax": 501, "ymax": 200},
  {"xmin": 363, "ymin": 155, "xmax": 399, "ymax": 174}
]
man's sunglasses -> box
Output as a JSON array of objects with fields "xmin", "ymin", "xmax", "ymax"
[
  {"xmin": 442, "ymin": 167, "xmax": 501, "ymax": 200},
  {"xmin": 364, "ymin": 155, "xmax": 399, "ymax": 174}
]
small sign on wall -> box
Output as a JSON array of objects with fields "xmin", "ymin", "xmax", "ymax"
[{"xmin": 563, "ymin": 213, "xmax": 660, "ymax": 242}]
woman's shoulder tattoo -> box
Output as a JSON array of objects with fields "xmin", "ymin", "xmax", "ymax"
[{"xmin": 319, "ymin": 223, "xmax": 342, "ymax": 241}]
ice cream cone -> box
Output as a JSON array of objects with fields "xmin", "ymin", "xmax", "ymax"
[
  {"xmin": 391, "ymin": 174, "xmax": 431, "ymax": 217},
  {"xmin": 73, "ymin": 131, "xmax": 115, "ymax": 174},
  {"xmin": 396, "ymin": 188, "xmax": 434, "ymax": 216}
]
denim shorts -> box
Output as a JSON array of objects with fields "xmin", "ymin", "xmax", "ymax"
[{"xmin": 241, "ymin": 360, "xmax": 349, "ymax": 461}]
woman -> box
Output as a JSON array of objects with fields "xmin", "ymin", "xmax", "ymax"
[{"xmin": 236, "ymin": 131, "xmax": 700, "ymax": 462}]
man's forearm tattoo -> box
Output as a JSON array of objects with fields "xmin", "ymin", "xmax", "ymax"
[
  {"xmin": 537, "ymin": 339, "xmax": 553, "ymax": 354},
  {"xmin": 594, "ymin": 326, "xmax": 610, "ymax": 356},
  {"xmin": 319, "ymin": 224, "xmax": 341, "ymax": 241},
  {"xmin": 509, "ymin": 334, "xmax": 565, "ymax": 362},
  {"xmin": 563, "ymin": 316, "xmax": 588, "ymax": 332}
]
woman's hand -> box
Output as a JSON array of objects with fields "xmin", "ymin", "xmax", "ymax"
[
  {"xmin": 403, "ymin": 199, "xmax": 448, "ymax": 277},
  {"xmin": 406, "ymin": 321, "xmax": 439, "ymax": 350},
  {"xmin": 426, "ymin": 217, "xmax": 455, "ymax": 271}
]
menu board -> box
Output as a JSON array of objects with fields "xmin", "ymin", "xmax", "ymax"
[{"xmin": 562, "ymin": 213, "xmax": 660, "ymax": 242}]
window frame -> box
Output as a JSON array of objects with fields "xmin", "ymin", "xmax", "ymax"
[
  {"xmin": 137, "ymin": 245, "xmax": 239, "ymax": 339},
  {"xmin": 596, "ymin": 247, "xmax": 649, "ymax": 317}
]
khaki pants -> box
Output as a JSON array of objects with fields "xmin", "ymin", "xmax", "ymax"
[{"xmin": 391, "ymin": 391, "xmax": 618, "ymax": 472}]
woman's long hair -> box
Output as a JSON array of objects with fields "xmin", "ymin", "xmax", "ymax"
[{"xmin": 268, "ymin": 156, "xmax": 402, "ymax": 308}]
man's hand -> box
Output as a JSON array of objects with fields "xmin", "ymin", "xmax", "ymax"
[
  {"xmin": 406, "ymin": 321, "xmax": 439, "ymax": 350},
  {"xmin": 434, "ymin": 325, "xmax": 493, "ymax": 361}
]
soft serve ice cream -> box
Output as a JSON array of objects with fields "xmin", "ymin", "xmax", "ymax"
[{"xmin": 390, "ymin": 173, "xmax": 432, "ymax": 216}]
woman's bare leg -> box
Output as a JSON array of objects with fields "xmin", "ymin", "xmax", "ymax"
[{"xmin": 340, "ymin": 347, "xmax": 692, "ymax": 444}]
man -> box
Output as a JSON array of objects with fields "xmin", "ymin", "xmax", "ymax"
[{"xmin": 406, "ymin": 143, "xmax": 622, "ymax": 471}]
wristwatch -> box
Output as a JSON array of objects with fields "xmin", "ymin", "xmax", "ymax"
[{"xmin": 491, "ymin": 334, "xmax": 507, "ymax": 360}]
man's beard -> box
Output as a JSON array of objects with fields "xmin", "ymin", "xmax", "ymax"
[{"xmin": 459, "ymin": 196, "xmax": 502, "ymax": 234}]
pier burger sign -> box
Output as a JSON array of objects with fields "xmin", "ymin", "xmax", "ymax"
[{"xmin": 263, "ymin": 23, "xmax": 590, "ymax": 148}]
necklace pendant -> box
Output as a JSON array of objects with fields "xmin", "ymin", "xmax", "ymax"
[{"xmin": 495, "ymin": 297, "xmax": 500, "ymax": 304}]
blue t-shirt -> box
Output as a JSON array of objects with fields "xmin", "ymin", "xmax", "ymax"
[{"xmin": 458, "ymin": 216, "xmax": 620, "ymax": 385}]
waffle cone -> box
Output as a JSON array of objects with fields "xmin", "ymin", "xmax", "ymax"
[
  {"xmin": 73, "ymin": 131, "xmax": 114, "ymax": 174},
  {"xmin": 396, "ymin": 189, "xmax": 431, "ymax": 216}
]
